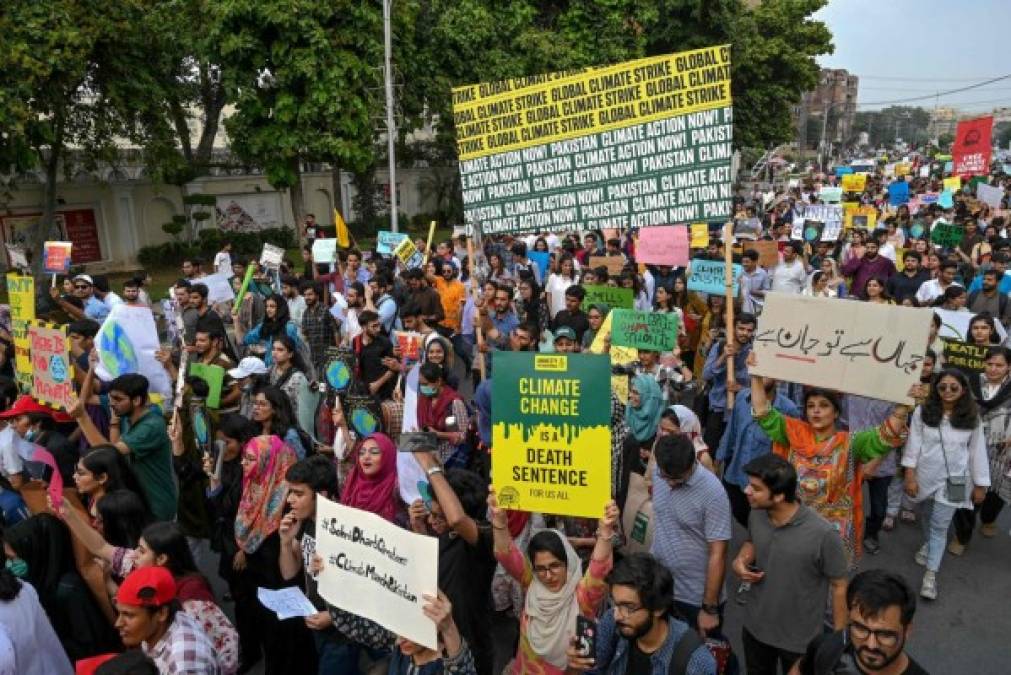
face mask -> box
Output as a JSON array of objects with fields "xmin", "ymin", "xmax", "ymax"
[
  {"xmin": 419, "ymin": 385, "xmax": 438, "ymax": 397},
  {"xmin": 5, "ymin": 558, "xmax": 27, "ymax": 578},
  {"xmin": 23, "ymin": 430, "xmax": 35, "ymax": 442}
]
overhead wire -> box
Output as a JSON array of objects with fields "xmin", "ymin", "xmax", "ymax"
[{"xmin": 856, "ymin": 73, "xmax": 1011, "ymax": 106}]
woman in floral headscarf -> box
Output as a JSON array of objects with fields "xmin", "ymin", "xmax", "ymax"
[{"xmin": 231, "ymin": 435, "xmax": 313, "ymax": 674}]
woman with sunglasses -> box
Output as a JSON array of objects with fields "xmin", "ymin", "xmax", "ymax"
[
  {"xmin": 747, "ymin": 352, "xmax": 911, "ymax": 565},
  {"xmin": 952, "ymin": 346, "xmax": 1011, "ymax": 554},
  {"xmin": 489, "ymin": 489, "xmax": 618, "ymax": 675},
  {"xmin": 902, "ymin": 368, "xmax": 989, "ymax": 600}
]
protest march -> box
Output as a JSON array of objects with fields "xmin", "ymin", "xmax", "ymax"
[{"xmin": 4, "ymin": 14, "xmax": 1011, "ymax": 675}]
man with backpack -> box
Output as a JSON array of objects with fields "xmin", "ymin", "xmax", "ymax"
[{"xmin": 565, "ymin": 552, "xmax": 718, "ymax": 674}]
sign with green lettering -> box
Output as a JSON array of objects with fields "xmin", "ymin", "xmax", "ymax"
[{"xmin": 611, "ymin": 309, "xmax": 679, "ymax": 351}]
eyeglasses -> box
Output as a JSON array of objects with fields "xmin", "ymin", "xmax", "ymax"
[
  {"xmin": 937, "ymin": 383, "xmax": 962, "ymax": 393},
  {"xmin": 849, "ymin": 621, "xmax": 900, "ymax": 647},
  {"xmin": 532, "ymin": 561, "xmax": 565, "ymax": 576},
  {"xmin": 612, "ymin": 602, "xmax": 643, "ymax": 617}
]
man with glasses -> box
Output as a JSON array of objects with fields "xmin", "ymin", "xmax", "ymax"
[
  {"xmin": 565, "ymin": 552, "xmax": 717, "ymax": 674},
  {"xmin": 791, "ymin": 570, "xmax": 928, "ymax": 674},
  {"xmin": 49, "ymin": 273, "xmax": 109, "ymax": 321},
  {"xmin": 651, "ymin": 434, "xmax": 731, "ymax": 639}
]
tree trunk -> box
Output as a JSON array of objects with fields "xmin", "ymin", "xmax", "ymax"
[{"xmin": 289, "ymin": 159, "xmax": 306, "ymax": 243}]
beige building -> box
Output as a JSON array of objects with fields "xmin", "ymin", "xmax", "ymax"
[
  {"xmin": 928, "ymin": 107, "xmax": 959, "ymax": 140},
  {"xmin": 0, "ymin": 161, "xmax": 449, "ymax": 272},
  {"xmin": 803, "ymin": 68, "xmax": 860, "ymax": 144}
]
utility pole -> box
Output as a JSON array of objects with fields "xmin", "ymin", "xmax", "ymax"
[{"xmin": 382, "ymin": 0, "xmax": 399, "ymax": 232}]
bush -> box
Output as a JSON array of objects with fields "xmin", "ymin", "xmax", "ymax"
[{"xmin": 137, "ymin": 226, "xmax": 296, "ymax": 268}]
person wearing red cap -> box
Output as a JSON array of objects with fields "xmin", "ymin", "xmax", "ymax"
[
  {"xmin": 114, "ymin": 566, "xmax": 219, "ymax": 674},
  {"xmin": 0, "ymin": 394, "xmax": 76, "ymax": 490}
]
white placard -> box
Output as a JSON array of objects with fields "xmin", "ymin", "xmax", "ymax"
[
  {"xmin": 259, "ymin": 243, "xmax": 285, "ymax": 270},
  {"xmin": 4, "ymin": 245, "xmax": 28, "ymax": 270},
  {"xmin": 200, "ymin": 271, "xmax": 235, "ymax": 305},
  {"xmin": 791, "ymin": 204, "xmax": 843, "ymax": 242},
  {"xmin": 94, "ymin": 304, "xmax": 174, "ymax": 403},
  {"xmin": 257, "ymin": 586, "xmax": 318, "ymax": 620},
  {"xmin": 311, "ymin": 238, "xmax": 338, "ymax": 264},
  {"xmin": 316, "ymin": 496, "xmax": 439, "ymax": 649},
  {"xmin": 751, "ymin": 294, "xmax": 933, "ymax": 404},
  {"xmin": 977, "ymin": 183, "xmax": 1005, "ymax": 209}
]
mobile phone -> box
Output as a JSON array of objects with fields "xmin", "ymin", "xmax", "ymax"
[
  {"xmin": 24, "ymin": 461, "xmax": 54, "ymax": 484},
  {"xmin": 747, "ymin": 563, "xmax": 761, "ymax": 573},
  {"xmin": 418, "ymin": 481, "xmax": 434, "ymax": 511},
  {"xmin": 398, "ymin": 432, "xmax": 439, "ymax": 453},
  {"xmin": 575, "ymin": 616, "xmax": 596, "ymax": 658}
]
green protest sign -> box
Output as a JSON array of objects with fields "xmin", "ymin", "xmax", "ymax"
[
  {"xmin": 930, "ymin": 221, "xmax": 963, "ymax": 249},
  {"xmin": 611, "ymin": 309, "xmax": 679, "ymax": 352},
  {"xmin": 189, "ymin": 362, "xmax": 225, "ymax": 409},
  {"xmin": 942, "ymin": 340, "xmax": 987, "ymax": 376},
  {"xmin": 492, "ymin": 352, "xmax": 612, "ymax": 518},
  {"xmin": 581, "ymin": 285, "xmax": 633, "ymax": 311}
]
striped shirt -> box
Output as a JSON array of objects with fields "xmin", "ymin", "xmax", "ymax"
[{"xmin": 651, "ymin": 461, "xmax": 732, "ymax": 606}]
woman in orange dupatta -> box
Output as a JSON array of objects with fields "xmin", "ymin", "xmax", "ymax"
[{"xmin": 747, "ymin": 352, "xmax": 912, "ymax": 562}]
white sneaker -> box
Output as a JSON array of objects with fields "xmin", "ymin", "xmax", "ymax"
[
  {"xmin": 914, "ymin": 545, "xmax": 927, "ymax": 566},
  {"xmin": 920, "ymin": 571, "xmax": 937, "ymax": 600}
]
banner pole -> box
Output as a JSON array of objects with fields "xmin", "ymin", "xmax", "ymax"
[
  {"xmin": 466, "ymin": 237, "xmax": 487, "ymax": 380},
  {"xmin": 723, "ymin": 222, "xmax": 736, "ymax": 411}
]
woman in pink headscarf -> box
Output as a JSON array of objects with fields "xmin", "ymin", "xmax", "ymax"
[{"xmin": 340, "ymin": 432, "xmax": 403, "ymax": 524}]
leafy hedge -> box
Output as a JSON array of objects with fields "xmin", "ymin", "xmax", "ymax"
[{"xmin": 137, "ymin": 227, "xmax": 297, "ymax": 267}]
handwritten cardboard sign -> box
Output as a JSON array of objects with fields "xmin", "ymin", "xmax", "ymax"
[
  {"xmin": 42, "ymin": 241, "xmax": 72, "ymax": 274},
  {"xmin": 581, "ymin": 285, "xmax": 633, "ymax": 311},
  {"xmin": 28, "ymin": 323, "xmax": 73, "ymax": 410},
  {"xmin": 316, "ymin": 497, "xmax": 439, "ymax": 649},
  {"xmin": 731, "ymin": 218, "xmax": 763, "ymax": 242},
  {"xmin": 611, "ymin": 309, "xmax": 679, "ymax": 352},
  {"xmin": 259, "ymin": 243, "xmax": 285, "ymax": 270},
  {"xmin": 751, "ymin": 293, "xmax": 933, "ymax": 404},
  {"xmin": 588, "ymin": 256, "xmax": 625, "ymax": 278},
  {"xmin": 311, "ymin": 238, "xmax": 338, "ymax": 264},
  {"xmin": 7, "ymin": 273, "xmax": 35, "ymax": 391},
  {"xmin": 687, "ymin": 259, "xmax": 742, "ymax": 296},
  {"xmin": 791, "ymin": 204, "xmax": 843, "ymax": 241},
  {"xmin": 376, "ymin": 230, "xmax": 409, "ymax": 255},
  {"xmin": 690, "ymin": 223, "xmax": 710, "ymax": 248},
  {"xmin": 637, "ymin": 226, "xmax": 689, "ymax": 266},
  {"xmin": 841, "ymin": 173, "xmax": 866, "ymax": 192},
  {"xmin": 743, "ymin": 241, "xmax": 779, "ymax": 268},
  {"xmin": 393, "ymin": 237, "xmax": 423, "ymax": 269},
  {"xmin": 942, "ymin": 340, "xmax": 987, "ymax": 376}
]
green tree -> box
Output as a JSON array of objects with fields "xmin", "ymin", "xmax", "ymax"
[
  {"xmin": 0, "ymin": 0, "xmax": 142, "ymax": 277},
  {"xmin": 212, "ymin": 0, "xmax": 383, "ymax": 232}
]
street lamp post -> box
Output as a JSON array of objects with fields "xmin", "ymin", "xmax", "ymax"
[{"xmin": 382, "ymin": 0, "xmax": 398, "ymax": 233}]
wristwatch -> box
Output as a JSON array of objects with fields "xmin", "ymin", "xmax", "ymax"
[
  {"xmin": 701, "ymin": 603, "xmax": 720, "ymax": 616},
  {"xmin": 426, "ymin": 465, "xmax": 443, "ymax": 477}
]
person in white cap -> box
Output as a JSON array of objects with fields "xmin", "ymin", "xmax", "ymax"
[
  {"xmin": 228, "ymin": 357, "xmax": 268, "ymax": 417},
  {"xmin": 48, "ymin": 274, "xmax": 110, "ymax": 322}
]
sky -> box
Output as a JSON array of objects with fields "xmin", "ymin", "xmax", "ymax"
[{"xmin": 814, "ymin": 0, "xmax": 1011, "ymax": 112}]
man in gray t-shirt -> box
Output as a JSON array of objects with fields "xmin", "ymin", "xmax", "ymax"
[{"xmin": 732, "ymin": 454, "xmax": 848, "ymax": 675}]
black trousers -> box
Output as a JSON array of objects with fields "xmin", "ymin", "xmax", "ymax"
[
  {"xmin": 703, "ymin": 410, "xmax": 727, "ymax": 455},
  {"xmin": 618, "ymin": 434, "xmax": 652, "ymax": 510},
  {"xmin": 742, "ymin": 627, "xmax": 804, "ymax": 675},
  {"xmin": 723, "ymin": 480, "xmax": 751, "ymax": 528},
  {"xmin": 953, "ymin": 491, "xmax": 1006, "ymax": 544},
  {"xmin": 864, "ymin": 475, "xmax": 892, "ymax": 541}
]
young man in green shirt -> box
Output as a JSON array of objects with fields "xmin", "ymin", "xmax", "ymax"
[{"xmin": 71, "ymin": 373, "xmax": 178, "ymax": 521}]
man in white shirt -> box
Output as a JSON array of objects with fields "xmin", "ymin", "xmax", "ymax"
[
  {"xmin": 770, "ymin": 242, "xmax": 807, "ymax": 294},
  {"xmin": 915, "ymin": 261, "xmax": 962, "ymax": 306},
  {"xmin": 740, "ymin": 249, "xmax": 771, "ymax": 314},
  {"xmin": 281, "ymin": 275, "xmax": 306, "ymax": 327},
  {"xmin": 213, "ymin": 242, "xmax": 233, "ymax": 276}
]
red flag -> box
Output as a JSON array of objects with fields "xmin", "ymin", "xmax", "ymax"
[{"xmin": 952, "ymin": 116, "xmax": 993, "ymax": 177}]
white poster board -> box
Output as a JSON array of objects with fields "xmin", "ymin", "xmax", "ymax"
[
  {"xmin": 311, "ymin": 238, "xmax": 338, "ymax": 264},
  {"xmin": 259, "ymin": 243, "xmax": 285, "ymax": 270},
  {"xmin": 751, "ymin": 294, "xmax": 933, "ymax": 404},
  {"xmin": 200, "ymin": 271, "xmax": 236, "ymax": 305},
  {"xmin": 94, "ymin": 304, "xmax": 174, "ymax": 403},
  {"xmin": 316, "ymin": 496, "xmax": 439, "ymax": 649}
]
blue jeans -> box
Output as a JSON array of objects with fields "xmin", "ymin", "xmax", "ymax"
[
  {"xmin": 919, "ymin": 497, "xmax": 957, "ymax": 572},
  {"xmin": 314, "ymin": 633, "xmax": 360, "ymax": 675}
]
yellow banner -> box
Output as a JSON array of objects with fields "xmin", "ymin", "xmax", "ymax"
[
  {"xmin": 6, "ymin": 273, "xmax": 35, "ymax": 391},
  {"xmin": 841, "ymin": 173, "xmax": 866, "ymax": 192},
  {"xmin": 452, "ymin": 45, "xmax": 732, "ymax": 161},
  {"xmin": 943, "ymin": 176, "xmax": 962, "ymax": 193},
  {"xmin": 844, "ymin": 205, "xmax": 878, "ymax": 230}
]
